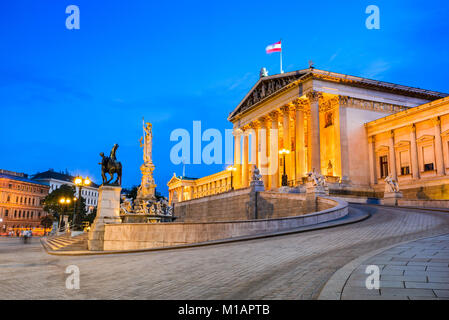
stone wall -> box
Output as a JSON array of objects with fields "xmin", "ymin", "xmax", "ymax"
[
  {"xmin": 101, "ymin": 197, "xmax": 348, "ymax": 251},
  {"xmin": 174, "ymin": 188, "xmax": 333, "ymax": 222}
]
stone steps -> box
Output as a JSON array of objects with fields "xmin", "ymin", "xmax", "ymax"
[{"xmin": 42, "ymin": 233, "xmax": 88, "ymax": 252}]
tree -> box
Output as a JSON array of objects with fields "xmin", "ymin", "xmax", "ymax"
[
  {"xmin": 123, "ymin": 186, "xmax": 139, "ymax": 200},
  {"xmin": 40, "ymin": 215, "xmax": 54, "ymax": 231},
  {"xmin": 43, "ymin": 185, "xmax": 76, "ymax": 221}
]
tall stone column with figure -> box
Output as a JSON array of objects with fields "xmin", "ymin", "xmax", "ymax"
[
  {"xmin": 307, "ymin": 91, "xmax": 323, "ymax": 174},
  {"xmin": 136, "ymin": 119, "xmax": 157, "ymax": 202},
  {"xmin": 88, "ymin": 144, "xmax": 123, "ymax": 251},
  {"xmin": 281, "ymin": 105, "xmax": 291, "ymax": 184}
]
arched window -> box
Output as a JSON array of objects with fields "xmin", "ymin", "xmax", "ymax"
[
  {"xmin": 7, "ymin": 195, "xmax": 10, "ymax": 202},
  {"xmin": 31, "ymin": 212, "xmax": 33, "ymax": 218},
  {"xmin": 38, "ymin": 212, "xmax": 41, "ymax": 218},
  {"xmin": 18, "ymin": 211, "xmax": 21, "ymax": 218}
]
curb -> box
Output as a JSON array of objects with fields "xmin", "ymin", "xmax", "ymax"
[
  {"xmin": 317, "ymin": 232, "xmax": 449, "ymax": 300},
  {"xmin": 41, "ymin": 208, "xmax": 370, "ymax": 256}
]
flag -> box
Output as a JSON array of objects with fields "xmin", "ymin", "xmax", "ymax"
[{"xmin": 265, "ymin": 41, "xmax": 282, "ymax": 54}]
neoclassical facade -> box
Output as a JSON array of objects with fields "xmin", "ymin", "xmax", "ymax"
[
  {"xmin": 168, "ymin": 68, "xmax": 448, "ymax": 203},
  {"xmin": 0, "ymin": 170, "xmax": 50, "ymax": 232}
]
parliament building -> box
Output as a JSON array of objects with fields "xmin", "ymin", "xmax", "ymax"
[{"xmin": 168, "ymin": 67, "xmax": 449, "ymax": 203}]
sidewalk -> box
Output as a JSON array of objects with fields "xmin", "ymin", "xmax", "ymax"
[{"xmin": 320, "ymin": 233, "xmax": 449, "ymax": 300}]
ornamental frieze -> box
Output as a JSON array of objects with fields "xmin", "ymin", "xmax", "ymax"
[{"xmin": 237, "ymin": 74, "xmax": 304, "ymax": 115}]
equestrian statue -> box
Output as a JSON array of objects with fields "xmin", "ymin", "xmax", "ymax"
[{"xmin": 99, "ymin": 144, "xmax": 122, "ymax": 186}]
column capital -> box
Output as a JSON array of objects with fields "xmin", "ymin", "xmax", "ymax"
[
  {"xmin": 293, "ymin": 98, "xmax": 308, "ymax": 111},
  {"xmin": 406, "ymin": 123, "xmax": 416, "ymax": 133},
  {"xmin": 268, "ymin": 110, "xmax": 280, "ymax": 122},
  {"xmin": 338, "ymin": 95, "xmax": 350, "ymax": 106},
  {"xmin": 389, "ymin": 129, "xmax": 395, "ymax": 139},
  {"xmin": 249, "ymin": 120, "xmax": 261, "ymax": 129},
  {"xmin": 432, "ymin": 116, "xmax": 441, "ymax": 126},
  {"xmin": 258, "ymin": 116, "xmax": 270, "ymax": 128},
  {"xmin": 280, "ymin": 105, "xmax": 290, "ymax": 114},
  {"xmin": 233, "ymin": 128, "xmax": 243, "ymax": 136},
  {"xmin": 306, "ymin": 90, "xmax": 323, "ymax": 103},
  {"xmin": 368, "ymin": 135, "xmax": 376, "ymax": 144}
]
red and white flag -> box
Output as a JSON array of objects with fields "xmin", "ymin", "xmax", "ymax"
[{"xmin": 265, "ymin": 41, "xmax": 282, "ymax": 54}]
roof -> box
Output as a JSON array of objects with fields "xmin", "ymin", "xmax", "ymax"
[
  {"xmin": 31, "ymin": 170, "xmax": 100, "ymax": 188},
  {"xmin": 0, "ymin": 173, "xmax": 50, "ymax": 187},
  {"xmin": 228, "ymin": 68, "xmax": 449, "ymax": 122}
]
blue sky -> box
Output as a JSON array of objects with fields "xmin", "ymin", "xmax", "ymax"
[{"xmin": 1, "ymin": 0, "xmax": 448, "ymax": 195}]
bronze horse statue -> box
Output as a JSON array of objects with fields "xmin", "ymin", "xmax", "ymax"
[{"xmin": 99, "ymin": 144, "xmax": 122, "ymax": 185}]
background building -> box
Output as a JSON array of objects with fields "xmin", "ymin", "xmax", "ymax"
[
  {"xmin": 32, "ymin": 169, "xmax": 99, "ymax": 213},
  {"xmin": 0, "ymin": 169, "xmax": 50, "ymax": 232},
  {"xmin": 168, "ymin": 68, "xmax": 449, "ymax": 202}
]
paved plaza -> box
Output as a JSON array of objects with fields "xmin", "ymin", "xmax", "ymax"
[{"xmin": 1, "ymin": 204, "xmax": 449, "ymax": 300}]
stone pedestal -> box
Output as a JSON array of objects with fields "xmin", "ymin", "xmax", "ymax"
[
  {"xmin": 383, "ymin": 191, "xmax": 403, "ymax": 206},
  {"xmin": 136, "ymin": 163, "xmax": 157, "ymax": 202},
  {"xmin": 305, "ymin": 182, "xmax": 329, "ymax": 197},
  {"xmin": 250, "ymin": 180, "xmax": 265, "ymax": 192},
  {"xmin": 88, "ymin": 185, "xmax": 122, "ymax": 251}
]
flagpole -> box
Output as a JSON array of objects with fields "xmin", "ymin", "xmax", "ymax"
[{"xmin": 280, "ymin": 39, "xmax": 283, "ymax": 74}]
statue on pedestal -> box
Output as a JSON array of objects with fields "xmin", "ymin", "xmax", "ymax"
[
  {"xmin": 384, "ymin": 174, "xmax": 400, "ymax": 193},
  {"xmin": 137, "ymin": 118, "xmax": 157, "ymax": 200},
  {"xmin": 99, "ymin": 144, "xmax": 122, "ymax": 186}
]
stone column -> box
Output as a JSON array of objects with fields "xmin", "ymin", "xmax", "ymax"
[
  {"xmin": 250, "ymin": 121, "xmax": 260, "ymax": 169},
  {"xmin": 259, "ymin": 116, "xmax": 270, "ymax": 188},
  {"xmin": 233, "ymin": 129, "xmax": 242, "ymax": 188},
  {"xmin": 242, "ymin": 129, "xmax": 249, "ymax": 187},
  {"xmin": 388, "ymin": 130, "xmax": 397, "ymax": 180},
  {"xmin": 409, "ymin": 124, "xmax": 420, "ymax": 179},
  {"xmin": 281, "ymin": 105, "xmax": 291, "ymax": 184},
  {"xmin": 368, "ymin": 136, "xmax": 377, "ymax": 185},
  {"xmin": 294, "ymin": 99, "xmax": 306, "ymax": 182},
  {"xmin": 433, "ymin": 117, "xmax": 445, "ymax": 175},
  {"xmin": 306, "ymin": 91, "xmax": 323, "ymax": 174},
  {"xmin": 338, "ymin": 95, "xmax": 350, "ymax": 182},
  {"xmin": 268, "ymin": 111, "xmax": 280, "ymax": 189}
]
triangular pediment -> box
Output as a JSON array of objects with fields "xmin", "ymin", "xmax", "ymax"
[
  {"xmin": 167, "ymin": 174, "xmax": 181, "ymax": 186},
  {"xmin": 228, "ymin": 69, "xmax": 309, "ymax": 121}
]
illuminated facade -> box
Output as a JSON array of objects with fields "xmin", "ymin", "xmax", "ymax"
[
  {"xmin": 0, "ymin": 170, "xmax": 50, "ymax": 232},
  {"xmin": 168, "ymin": 68, "xmax": 449, "ymax": 203}
]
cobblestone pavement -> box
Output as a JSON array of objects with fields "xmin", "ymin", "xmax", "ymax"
[
  {"xmin": 1, "ymin": 204, "xmax": 449, "ymax": 300},
  {"xmin": 341, "ymin": 233, "xmax": 449, "ymax": 300}
]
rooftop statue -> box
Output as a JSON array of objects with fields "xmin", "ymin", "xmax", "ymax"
[{"xmin": 99, "ymin": 144, "xmax": 122, "ymax": 186}]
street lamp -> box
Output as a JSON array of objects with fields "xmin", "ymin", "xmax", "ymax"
[
  {"xmin": 58, "ymin": 197, "xmax": 71, "ymax": 231},
  {"xmin": 279, "ymin": 149, "xmax": 290, "ymax": 186},
  {"xmin": 227, "ymin": 166, "xmax": 237, "ymax": 190},
  {"xmin": 73, "ymin": 176, "xmax": 91, "ymax": 230}
]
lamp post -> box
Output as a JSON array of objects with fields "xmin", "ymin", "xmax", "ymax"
[
  {"xmin": 58, "ymin": 197, "xmax": 71, "ymax": 231},
  {"xmin": 279, "ymin": 149, "xmax": 290, "ymax": 186},
  {"xmin": 226, "ymin": 166, "xmax": 237, "ymax": 190},
  {"xmin": 74, "ymin": 176, "xmax": 91, "ymax": 230}
]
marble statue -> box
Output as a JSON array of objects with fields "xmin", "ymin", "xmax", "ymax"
[
  {"xmin": 251, "ymin": 165, "xmax": 262, "ymax": 181},
  {"xmin": 308, "ymin": 170, "xmax": 326, "ymax": 188},
  {"xmin": 140, "ymin": 120, "xmax": 153, "ymax": 164},
  {"xmin": 385, "ymin": 174, "xmax": 400, "ymax": 193}
]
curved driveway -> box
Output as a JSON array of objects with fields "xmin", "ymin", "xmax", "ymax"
[{"xmin": 1, "ymin": 204, "xmax": 449, "ymax": 299}]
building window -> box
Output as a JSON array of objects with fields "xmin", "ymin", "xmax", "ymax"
[
  {"xmin": 7, "ymin": 195, "xmax": 10, "ymax": 202},
  {"xmin": 422, "ymin": 145, "xmax": 435, "ymax": 172},
  {"xmin": 5, "ymin": 210, "xmax": 8, "ymax": 217},
  {"xmin": 380, "ymin": 155, "xmax": 389, "ymax": 178},
  {"xmin": 399, "ymin": 151, "xmax": 410, "ymax": 176}
]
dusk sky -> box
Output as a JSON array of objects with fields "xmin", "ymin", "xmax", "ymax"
[{"xmin": 1, "ymin": 0, "xmax": 449, "ymax": 195}]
